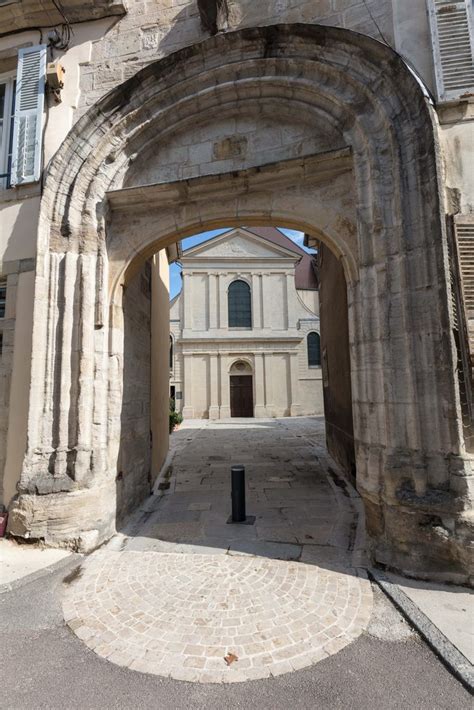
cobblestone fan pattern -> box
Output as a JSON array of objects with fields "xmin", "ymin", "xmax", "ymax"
[
  {"xmin": 62, "ymin": 417, "xmax": 373, "ymax": 683},
  {"xmin": 63, "ymin": 551, "xmax": 372, "ymax": 683}
]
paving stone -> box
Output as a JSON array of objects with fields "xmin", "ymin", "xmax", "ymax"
[
  {"xmin": 188, "ymin": 502, "xmax": 212, "ymax": 511},
  {"xmin": 227, "ymin": 540, "xmax": 302, "ymax": 560}
]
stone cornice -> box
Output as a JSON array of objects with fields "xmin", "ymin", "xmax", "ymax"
[{"xmin": 107, "ymin": 148, "xmax": 352, "ymax": 213}]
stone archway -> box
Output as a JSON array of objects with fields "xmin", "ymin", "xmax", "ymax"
[{"xmin": 8, "ymin": 24, "xmax": 472, "ymax": 582}]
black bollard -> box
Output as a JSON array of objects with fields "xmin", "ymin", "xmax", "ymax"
[
  {"xmin": 231, "ymin": 465, "xmax": 246, "ymax": 522},
  {"xmin": 227, "ymin": 465, "xmax": 255, "ymax": 525}
]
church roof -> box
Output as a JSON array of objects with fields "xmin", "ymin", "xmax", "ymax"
[
  {"xmin": 246, "ymin": 227, "xmax": 319, "ymax": 291},
  {"xmin": 180, "ymin": 226, "xmax": 318, "ymax": 291}
]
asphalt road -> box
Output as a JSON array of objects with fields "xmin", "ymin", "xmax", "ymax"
[{"xmin": 1, "ymin": 558, "xmax": 471, "ymax": 710}]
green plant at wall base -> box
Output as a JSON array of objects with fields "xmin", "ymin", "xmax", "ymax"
[{"xmin": 169, "ymin": 409, "xmax": 183, "ymax": 433}]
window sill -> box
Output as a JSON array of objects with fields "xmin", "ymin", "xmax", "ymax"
[
  {"xmin": 437, "ymin": 100, "xmax": 474, "ymax": 125},
  {"xmin": 0, "ymin": 182, "xmax": 41, "ymax": 204}
]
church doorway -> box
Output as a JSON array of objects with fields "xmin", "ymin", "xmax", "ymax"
[
  {"xmin": 230, "ymin": 376, "xmax": 253, "ymax": 417},
  {"xmin": 229, "ymin": 361, "xmax": 254, "ymax": 417}
]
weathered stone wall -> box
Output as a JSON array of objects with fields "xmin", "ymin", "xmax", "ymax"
[
  {"xmin": 77, "ymin": 0, "xmax": 395, "ymax": 117},
  {"xmin": 125, "ymin": 114, "xmax": 344, "ymax": 187},
  {"xmin": 6, "ymin": 25, "xmax": 472, "ymax": 583},
  {"xmin": 317, "ymin": 242, "xmax": 355, "ymax": 479},
  {"xmin": 1, "ymin": 1, "xmax": 472, "ymax": 560},
  {"xmin": 116, "ymin": 262, "xmax": 152, "ymax": 524},
  {"xmin": 151, "ymin": 251, "xmax": 171, "ymax": 480}
]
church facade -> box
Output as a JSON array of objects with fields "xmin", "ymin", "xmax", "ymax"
[{"xmin": 170, "ymin": 228, "xmax": 322, "ymax": 419}]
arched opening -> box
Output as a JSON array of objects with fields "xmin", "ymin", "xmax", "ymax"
[{"xmin": 8, "ymin": 25, "xmax": 471, "ymax": 582}]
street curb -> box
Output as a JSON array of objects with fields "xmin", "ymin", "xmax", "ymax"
[
  {"xmin": 0, "ymin": 552, "xmax": 81, "ymax": 595},
  {"xmin": 369, "ymin": 567, "xmax": 474, "ymax": 694}
]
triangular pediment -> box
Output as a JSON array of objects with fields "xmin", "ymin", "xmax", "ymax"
[{"xmin": 182, "ymin": 229, "xmax": 299, "ymax": 260}]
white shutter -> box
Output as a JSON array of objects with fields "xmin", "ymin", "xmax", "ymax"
[
  {"xmin": 427, "ymin": 0, "xmax": 474, "ymax": 102},
  {"xmin": 454, "ymin": 215, "xmax": 474, "ymax": 315},
  {"xmin": 11, "ymin": 44, "xmax": 47, "ymax": 186}
]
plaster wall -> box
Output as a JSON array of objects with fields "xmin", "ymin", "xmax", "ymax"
[
  {"xmin": 189, "ymin": 354, "xmax": 210, "ymax": 417},
  {"xmin": 441, "ymin": 118, "xmax": 474, "ymax": 214},
  {"xmin": 297, "ymin": 290, "xmax": 319, "ymax": 315},
  {"xmin": 271, "ymin": 353, "xmax": 291, "ymax": 417},
  {"xmin": 0, "ymin": 198, "xmax": 40, "ymax": 263},
  {"xmin": 151, "ymin": 250, "xmax": 170, "ymax": 479}
]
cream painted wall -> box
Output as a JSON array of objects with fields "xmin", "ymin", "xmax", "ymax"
[
  {"xmin": 297, "ymin": 289, "xmax": 319, "ymax": 316},
  {"xmin": 441, "ymin": 119, "xmax": 474, "ymax": 213},
  {"xmin": 2, "ymin": 270, "xmax": 34, "ymax": 506},
  {"xmin": 190, "ymin": 355, "xmax": 210, "ymax": 418},
  {"xmin": 0, "ymin": 198, "xmax": 40, "ymax": 262},
  {"xmin": 271, "ymin": 354, "xmax": 291, "ymax": 417},
  {"xmin": 151, "ymin": 250, "xmax": 170, "ymax": 479}
]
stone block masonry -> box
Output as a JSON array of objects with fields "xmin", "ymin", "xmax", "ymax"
[{"xmin": 5, "ymin": 24, "xmax": 472, "ymax": 585}]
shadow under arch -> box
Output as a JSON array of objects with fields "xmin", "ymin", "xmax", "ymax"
[{"xmin": 10, "ymin": 23, "xmax": 471, "ymax": 584}]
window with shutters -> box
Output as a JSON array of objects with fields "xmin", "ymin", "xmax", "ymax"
[
  {"xmin": 307, "ymin": 332, "xmax": 321, "ymax": 367},
  {"xmin": 169, "ymin": 335, "xmax": 174, "ymax": 370},
  {"xmin": 0, "ymin": 282, "xmax": 6, "ymax": 318},
  {"xmin": 11, "ymin": 44, "xmax": 47, "ymax": 186},
  {"xmin": 427, "ymin": 0, "xmax": 474, "ymax": 102},
  {"xmin": 454, "ymin": 215, "xmax": 474, "ymax": 317},
  {"xmin": 0, "ymin": 75, "xmax": 15, "ymax": 189},
  {"xmin": 228, "ymin": 279, "xmax": 252, "ymax": 328}
]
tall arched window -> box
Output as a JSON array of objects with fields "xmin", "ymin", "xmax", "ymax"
[
  {"xmin": 307, "ymin": 332, "xmax": 321, "ymax": 367},
  {"xmin": 169, "ymin": 335, "xmax": 173, "ymax": 370},
  {"xmin": 228, "ymin": 279, "xmax": 252, "ymax": 328}
]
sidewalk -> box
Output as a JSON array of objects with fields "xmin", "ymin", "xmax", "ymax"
[
  {"xmin": 0, "ymin": 538, "xmax": 71, "ymax": 589},
  {"xmin": 371, "ymin": 568, "xmax": 473, "ymax": 690},
  {"xmin": 387, "ymin": 573, "xmax": 473, "ymax": 664}
]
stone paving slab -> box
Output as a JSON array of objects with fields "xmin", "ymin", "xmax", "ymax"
[{"xmin": 63, "ymin": 551, "xmax": 372, "ymax": 683}]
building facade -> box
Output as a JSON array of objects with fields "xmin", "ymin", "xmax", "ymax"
[
  {"xmin": 170, "ymin": 227, "xmax": 322, "ymax": 419},
  {"xmin": 0, "ymin": 0, "xmax": 473, "ymax": 581}
]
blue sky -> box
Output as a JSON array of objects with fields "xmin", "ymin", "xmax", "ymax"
[{"xmin": 169, "ymin": 228, "xmax": 311, "ymax": 299}]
